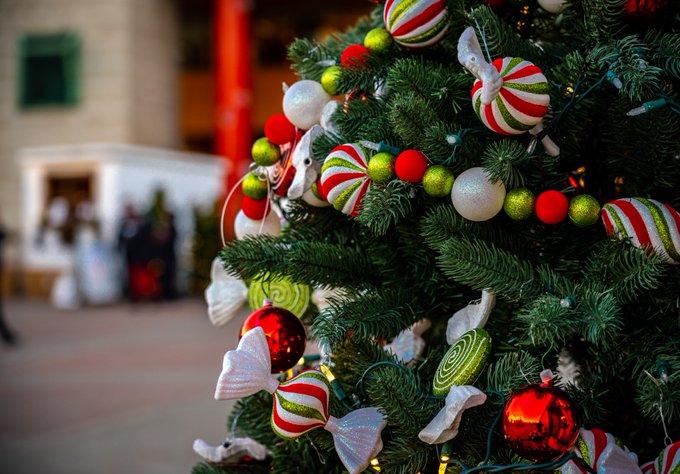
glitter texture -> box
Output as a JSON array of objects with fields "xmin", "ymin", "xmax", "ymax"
[
  {"xmin": 567, "ymin": 194, "xmax": 600, "ymax": 227},
  {"xmin": 283, "ymin": 80, "xmax": 331, "ymax": 130},
  {"xmin": 503, "ymin": 188, "xmax": 535, "ymax": 220},
  {"xmin": 451, "ymin": 167, "xmax": 506, "ymax": 221},
  {"xmin": 433, "ymin": 328, "xmax": 491, "ymax": 396}
]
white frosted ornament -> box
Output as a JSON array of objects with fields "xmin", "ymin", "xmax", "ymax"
[
  {"xmin": 320, "ymin": 99, "xmax": 340, "ymax": 134},
  {"xmin": 234, "ymin": 210, "xmax": 281, "ymax": 240},
  {"xmin": 283, "ymin": 80, "xmax": 331, "ymax": 130},
  {"xmin": 451, "ymin": 167, "xmax": 506, "ymax": 221},
  {"xmin": 538, "ymin": 0, "xmax": 567, "ymax": 14},
  {"xmin": 193, "ymin": 437, "xmax": 268, "ymax": 463}
]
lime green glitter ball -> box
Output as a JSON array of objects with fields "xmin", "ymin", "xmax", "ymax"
[
  {"xmin": 242, "ymin": 173, "xmax": 268, "ymax": 200},
  {"xmin": 364, "ymin": 28, "xmax": 392, "ymax": 53},
  {"xmin": 568, "ymin": 194, "xmax": 601, "ymax": 227},
  {"xmin": 504, "ymin": 188, "xmax": 535, "ymax": 220},
  {"xmin": 320, "ymin": 66, "xmax": 343, "ymax": 96},
  {"xmin": 251, "ymin": 137, "xmax": 280, "ymax": 166},
  {"xmin": 367, "ymin": 152, "xmax": 395, "ymax": 183},
  {"xmin": 422, "ymin": 165, "xmax": 455, "ymax": 197}
]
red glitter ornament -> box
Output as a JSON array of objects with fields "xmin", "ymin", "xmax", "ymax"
[
  {"xmin": 241, "ymin": 195, "xmax": 270, "ymax": 220},
  {"xmin": 239, "ymin": 301, "xmax": 306, "ymax": 373},
  {"xmin": 502, "ymin": 379, "xmax": 580, "ymax": 462},
  {"xmin": 264, "ymin": 114, "xmax": 296, "ymax": 145},
  {"xmin": 341, "ymin": 44, "xmax": 370, "ymax": 69},
  {"xmin": 395, "ymin": 150, "xmax": 429, "ymax": 183},
  {"xmin": 536, "ymin": 190, "xmax": 569, "ymax": 224}
]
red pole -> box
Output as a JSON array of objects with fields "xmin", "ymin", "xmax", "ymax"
[{"xmin": 215, "ymin": 0, "xmax": 252, "ymax": 239}]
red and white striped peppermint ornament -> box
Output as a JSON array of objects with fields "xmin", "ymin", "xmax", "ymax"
[
  {"xmin": 641, "ymin": 441, "xmax": 680, "ymax": 474},
  {"xmin": 320, "ymin": 144, "xmax": 372, "ymax": 216},
  {"xmin": 471, "ymin": 57, "xmax": 550, "ymax": 135},
  {"xmin": 214, "ymin": 328, "xmax": 387, "ymax": 474},
  {"xmin": 383, "ymin": 0, "xmax": 449, "ymax": 48},
  {"xmin": 601, "ymin": 197, "xmax": 680, "ymax": 264},
  {"xmin": 560, "ymin": 428, "xmax": 641, "ymax": 473}
]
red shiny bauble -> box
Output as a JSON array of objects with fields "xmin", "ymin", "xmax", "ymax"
[
  {"xmin": 395, "ymin": 150, "xmax": 429, "ymax": 183},
  {"xmin": 264, "ymin": 114, "xmax": 296, "ymax": 145},
  {"xmin": 341, "ymin": 44, "xmax": 370, "ymax": 69},
  {"xmin": 625, "ymin": 0, "xmax": 668, "ymax": 23},
  {"xmin": 502, "ymin": 381, "xmax": 580, "ymax": 462},
  {"xmin": 486, "ymin": 0, "xmax": 505, "ymax": 7},
  {"xmin": 241, "ymin": 195, "xmax": 270, "ymax": 220},
  {"xmin": 535, "ymin": 190, "xmax": 569, "ymax": 224},
  {"xmin": 239, "ymin": 302, "xmax": 306, "ymax": 373}
]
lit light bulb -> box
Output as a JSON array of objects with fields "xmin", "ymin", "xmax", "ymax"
[{"xmin": 370, "ymin": 457, "xmax": 381, "ymax": 471}]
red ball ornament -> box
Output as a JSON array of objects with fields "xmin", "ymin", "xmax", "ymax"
[
  {"xmin": 264, "ymin": 114, "xmax": 296, "ymax": 145},
  {"xmin": 239, "ymin": 301, "xmax": 306, "ymax": 373},
  {"xmin": 625, "ymin": 0, "xmax": 668, "ymax": 23},
  {"xmin": 502, "ymin": 380, "xmax": 580, "ymax": 462},
  {"xmin": 395, "ymin": 150, "xmax": 429, "ymax": 183},
  {"xmin": 536, "ymin": 190, "xmax": 569, "ymax": 224},
  {"xmin": 241, "ymin": 195, "xmax": 270, "ymax": 220},
  {"xmin": 341, "ymin": 44, "xmax": 370, "ymax": 69},
  {"xmin": 486, "ymin": 0, "xmax": 505, "ymax": 7}
]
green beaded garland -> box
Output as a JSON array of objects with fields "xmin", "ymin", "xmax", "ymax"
[
  {"xmin": 504, "ymin": 188, "xmax": 535, "ymax": 220},
  {"xmin": 247, "ymin": 275, "xmax": 311, "ymax": 318},
  {"xmin": 320, "ymin": 66, "xmax": 343, "ymax": 96},
  {"xmin": 364, "ymin": 28, "xmax": 392, "ymax": 53},
  {"xmin": 433, "ymin": 328, "xmax": 491, "ymax": 396},
  {"xmin": 252, "ymin": 137, "xmax": 281, "ymax": 166},
  {"xmin": 423, "ymin": 165, "xmax": 455, "ymax": 197},
  {"xmin": 242, "ymin": 173, "xmax": 269, "ymax": 200},
  {"xmin": 568, "ymin": 194, "xmax": 601, "ymax": 227},
  {"xmin": 367, "ymin": 152, "xmax": 395, "ymax": 183}
]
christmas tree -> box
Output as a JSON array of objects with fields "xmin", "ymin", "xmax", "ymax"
[{"xmin": 195, "ymin": 0, "xmax": 680, "ymax": 472}]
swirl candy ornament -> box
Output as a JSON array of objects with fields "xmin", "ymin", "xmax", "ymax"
[
  {"xmin": 601, "ymin": 197, "xmax": 680, "ymax": 264},
  {"xmin": 433, "ymin": 328, "xmax": 491, "ymax": 396},
  {"xmin": 214, "ymin": 328, "xmax": 387, "ymax": 474},
  {"xmin": 383, "ymin": 0, "xmax": 449, "ymax": 48},
  {"xmin": 247, "ymin": 275, "xmax": 311, "ymax": 318},
  {"xmin": 472, "ymin": 57, "xmax": 550, "ymax": 135},
  {"xmin": 320, "ymin": 144, "xmax": 372, "ymax": 216}
]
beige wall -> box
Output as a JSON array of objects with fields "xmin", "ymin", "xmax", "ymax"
[{"xmin": 0, "ymin": 0, "xmax": 178, "ymax": 270}]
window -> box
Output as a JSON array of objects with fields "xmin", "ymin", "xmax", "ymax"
[{"xmin": 18, "ymin": 32, "xmax": 80, "ymax": 108}]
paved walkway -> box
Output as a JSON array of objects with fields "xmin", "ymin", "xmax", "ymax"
[{"xmin": 0, "ymin": 298, "xmax": 246, "ymax": 474}]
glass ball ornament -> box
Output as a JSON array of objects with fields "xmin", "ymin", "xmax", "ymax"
[
  {"xmin": 234, "ymin": 210, "xmax": 281, "ymax": 240},
  {"xmin": 504, "ymin": 188, "xmax": 535, "ymax": 220},
  {"xmin": 239, "ymin": 301, "xmax": 306, "ymax": 373},
  {"xmin": 451, "ymin": 167, "xmax": 506, "ymax": 221},
  {"xmin": 502, "ymin": 380, "xmax": 580, "ymax": 462},
  {"xmin": 283, "ymin": 80, "xmax": 331, "ymax": 130},
  {"xmin": 364, "ymin": 27, "xmax": 392, "ymax": 53},
  {"xmin": 422, "ymin": 165, "xmax": 455, "ymax": 198},
  {"xmin": 568, "ymin": 194, "xmax": 600, "ymax": 227},
  {"xmin": 251, "ymin": 137, "xmax": 280, "ymax": 166},
  {"xmin": 367, "ymin": 152, "xmax": 395, "ymax": 183},
  {"xmin": 320, "ymin": 66, "xmax": 343, "ymax": 96}
]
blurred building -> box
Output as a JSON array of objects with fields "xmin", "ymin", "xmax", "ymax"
[{"xmin": 0, "ymin": 0, "xmax": 367, "ymax": 297}]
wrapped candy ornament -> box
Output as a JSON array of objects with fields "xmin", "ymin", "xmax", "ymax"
[
  {"xmin": 193, "ymin": 437, "xmax": 269, "ymax": 464},
  {"xmin": 601, "ymin": 197, "xmax": 680, "ymax": 264},
  {"xmin": 560, "ymin": 428, "xmax": 641, "ymax": 473},
  {"xmin": 384, "ymin": 319, "xmax": 431, "ymax": 364},
  {"xmin": 641, "ymin": 441, "xmax": 680, "ymax": 473},
  {"xmin": 320, "ymin": 143, "xmax": 372, "ymax": 216},
  {"xmin": 214, "ymin": 328, "xmax": 387, "ymax": 474},
  {"xmin": 419, "ymin": 385, "xmax": 487, "ymax": 444},
  {"xmin": 446, "ymin": 290, "xmax": 496, "ymax": 344},
  {"xmin": 457, "ymin": 27, "xmax": 558, "ymax": 155},
  {"xmin": 383, "ymin": 0, "xmax": 449, "ymax": 48},
  {"xmin": 204, "ymin": 257, "xmax": 247, "ymax": 327}
]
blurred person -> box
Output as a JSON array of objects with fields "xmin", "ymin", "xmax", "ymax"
[
  {"xmin": 0, "ymin": 212, "xmax": 17, "ymax": 345},
  {"xmin": 117, "ymin": 203, "xmax": 144, "ymax": 299},
  {"xmin": 146, "ymin": 189, "xmax": 178, "ymax": 300}
]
